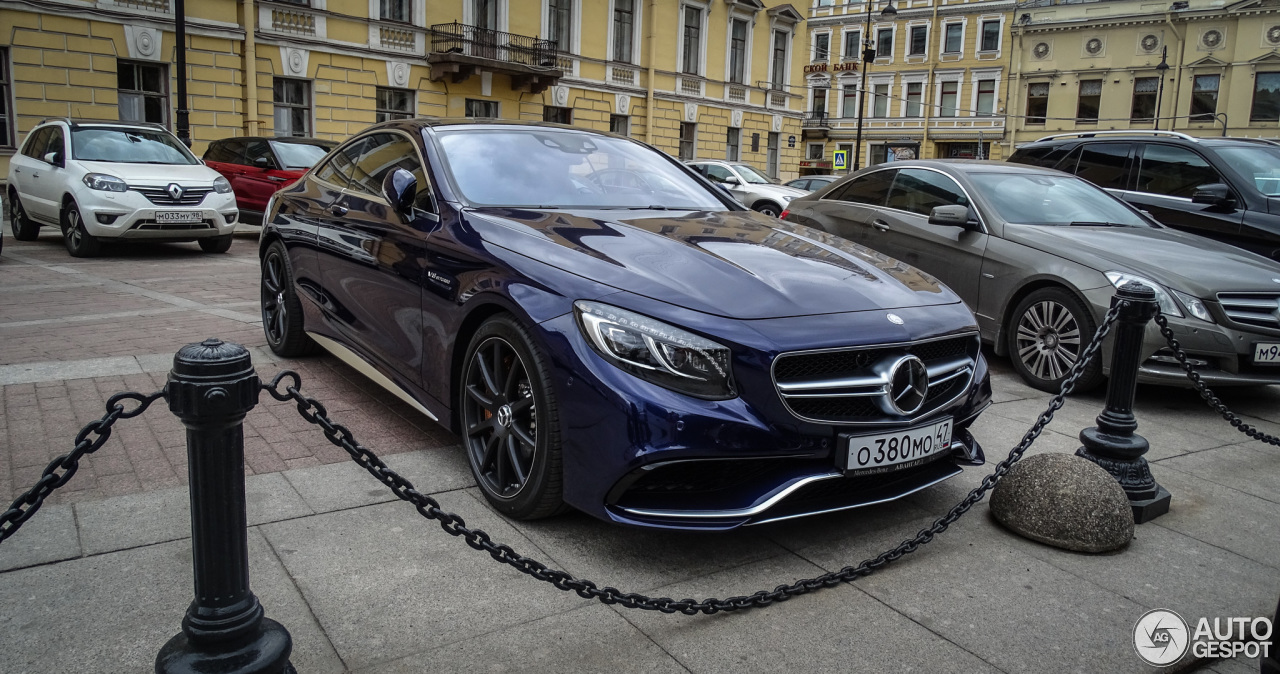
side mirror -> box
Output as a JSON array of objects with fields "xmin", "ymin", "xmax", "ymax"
[
  {"xmin": 722, "ymin": 175, "xmax": 741, "ymax": 185},
  {"xmin": 254, "ymin": 156, "xmax": 273, "ymax": 169},
  {"xmin": 43, "ymin": 151, "xmax": 63, "ymax": 167},
  {"xmin": 1191, "ymin": 183, "xmax": 1233, "ymax": 207},
  {"xmin": 382, "ymin": 168, "xmax": 419, "ymax": 218},
  {"xmin": 928, "ymin": 204, "xmax": 980, "ymax": 230}
]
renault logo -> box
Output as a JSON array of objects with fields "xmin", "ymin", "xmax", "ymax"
[
  {"xmin": 167, "ymin": 183, "xmax": 184, "ymax": 200},
  {"xmin": 886, "ymin": 355, "xmax": 929, "ymax": 416}
]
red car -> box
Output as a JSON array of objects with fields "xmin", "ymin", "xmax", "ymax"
[{"xmin": 203, "ymin": 137, "xmax": 337, "ymax": 224}]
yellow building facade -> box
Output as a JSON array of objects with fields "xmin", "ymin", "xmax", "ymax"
[
  {"xmin": 800, "ymin": 0, "xmax": 1014, "ymax": 174},
  {"xmin": 0, "ymin": 0, "xmax": 811, "ymax": 183},
  {"xmin": 1007, "ymin": 0, "xmax": 1280, "ymax": 148}
]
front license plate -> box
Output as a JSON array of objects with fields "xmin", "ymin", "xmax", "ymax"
[
  {"xmin": 840, "ymin": 418, "xmax": 953, "ymax": 474},
  {"xmin": 155, "ymin": 211, "xmax": 203, "ymax": 223},
  {"xmin": 1254, "ymin": 343, "xmax": 1280, "ymax": 365}
]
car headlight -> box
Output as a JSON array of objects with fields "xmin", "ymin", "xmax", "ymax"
[
  {"xmin": 1104, "ymin": 271, "xmax": 1181, "ymax": 318},
  {"xmin": 1172, "ymin": 290, "xmax": 1215, "ymax": 323},
  {"xmin": 780, "ymin": 194, "xmax": 794, "ymax": 202},
  {"xmin": 82, "ymin": 173, "xmax": 128, "ymax": 192},
  {"xmin": 574, "ymin": 300, "xmax": 736, "ymax": 400},
  {"xmin": 213, "ymin": 176, "xmax": 233, "ymax": 194}
]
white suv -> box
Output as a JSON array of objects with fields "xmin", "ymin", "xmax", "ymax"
[{"xmin": 6, "ymin": 119, "xmax": 238, "ymax": 256}]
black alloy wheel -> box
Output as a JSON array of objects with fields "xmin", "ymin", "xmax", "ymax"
[
  {"xmin": 8, "ymin": 192, "xmax": 41, "ymax": 241},
  {"xmin": 460, "ymin": 316, "xmax": 565, "ymax": 519},
  {"xmin": 1008, "ymin": 287, "xmax": 1104, "ymax": 393},
  {"xmin": 62, "ymin": 202, "xmax": 101, "ymax": 257},
  {"xmin": 261, "ymin": 240, "xmax": 317, "ymax": 357},
  {"xmin": 199, "ymin": 234, "xmax": 234, "ymax": 253}
]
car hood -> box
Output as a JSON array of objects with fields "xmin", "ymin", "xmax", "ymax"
[
  {"xmin": 77, "ymin": 161, "xmax": 222, "ymax": 185},
  {"xmin": 749, "ymin": 183, "xmax": 807, "ymax": 199},
  {"xmin": 1002, "ymin": 224, "xmax": 1280, "ymax": 296},
  {"xmin": 466, "ymin": 208, "xmax": 959, "ymax": 320}
]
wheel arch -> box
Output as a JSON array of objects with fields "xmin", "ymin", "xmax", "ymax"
[
  {"xmin": 447, "ymin": 299, "xmax": 521, "ymax": 434},
  {"xmin": 751, "ymin": 199, "xmax": 782, "ymax": 214}
]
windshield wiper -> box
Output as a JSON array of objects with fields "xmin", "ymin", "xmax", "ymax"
[{"xmin": 1068, "ymin": 221, "xmax": 1130, "ymax": 227}]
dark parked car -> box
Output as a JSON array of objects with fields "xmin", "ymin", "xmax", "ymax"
[
  {"xmin": 204, "ymin": 137, "xmax": 337, "ymax": 224},
  {"xmin": 782, "ymin": 160, "xmax": 1280, "ymax": 392},
  {"xmin": 259, "ymin": 120, "xmax": 992, "ymax": 530},
  {"xmin": 786, "ymin": 175, "xmax": 841, "ymax": 192},
  {"xmin": 1009, "ymin": 130, "xmax": 1280, "ymax": 262}
]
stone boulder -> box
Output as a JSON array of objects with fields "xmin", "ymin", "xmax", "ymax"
[{"xmin": 990, "ymin": 453, "xmax": 1134, "ymax": 553}]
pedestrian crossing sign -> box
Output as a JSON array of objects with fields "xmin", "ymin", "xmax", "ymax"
[{"xmin": 833, "ymin": 150, "xmax": 848, "ymax": 171}]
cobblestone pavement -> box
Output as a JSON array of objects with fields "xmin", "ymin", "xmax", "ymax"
[{"xmin": 2, "ymin": 218, "xmax": 1278, "ymax": 673}]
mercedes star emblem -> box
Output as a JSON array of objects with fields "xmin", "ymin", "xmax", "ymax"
[
  {"xmin": 887, "ymin": 313, "xmax": 905, "ymax": 325},
  {"xmin": 886, "ymin": 355, "xmax": 929, "ymax": 416}
]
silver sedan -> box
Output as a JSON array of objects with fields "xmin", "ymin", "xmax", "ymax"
[{"xmin": 782, "ymin": 160, "xmax": 1280, "ymax": 392}]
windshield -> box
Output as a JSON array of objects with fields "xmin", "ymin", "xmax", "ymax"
[
  {"xmin": 970, "ymin": 173, "xmax": 1152, "ymax": 227},
  {"xmin": 435, "ymin": 128, "xmax": 727, "ymax": 209},
  {"xmin": 271, "ymin": 140, "xmax": 335, "ymax": 169},
  {"xmin": 1215, "ymin": 146, "xmax": 1280, "ymax": 196},
  {"xmin": 71, "ymin": 127, "xmax": 199, "ymax": 165},
  {"xmin": 732, "ymin": 163, "xmax": 774, "ymax": 185}
]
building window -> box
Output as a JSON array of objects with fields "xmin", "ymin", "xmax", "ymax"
[
  {"xmin": 465, "ymin": 98, "xmax": 499, "ymax": 118},
  {"xmin": 906, "ymin": 81, "xmax": 922, "ymax": 117},
  {"xmin": 842, "ymin": 84, "xmax": 858, "ymax": 117},
  {"xmin": 1027, "ymin": 82, "xmax": 1049, "ymax": 124},
  {"xmin": 1131, "ymin": 77, "xmax": 1159, "ymax": 122},
  {"xmin": 548, "ymin": 0, "xmax": 573, "ymax": 53},
  {"xmin": 876, "ymin": 28, "xmax": 893, "ymax": 59},
  {"xmin": 814, "ymin": 33, "xmax": 830, "ymax": 61},
  {"xmin": 844, "ymin": 29, "xmax": 861, "ymax": 59},
  {"xmin": 376, "ymin": 87, "xmax": 413, "ymax": 122},
  {"xmin": 812, "ymin": 87, "xmax": 827, "ymax": 114},
  {"xmin": 380, "ymin": 0, "xmax": 410, "ymax": 23},
  {"xmin": 767, "ymin": 131, "xmax": 779, "ymax": 177},
  {"xmin": 807, "ymin": 142, "xmax": 825, "ymax": 160},
  {"xmin": 0, "ymin": 49, "xmax": 13, "ymax": 147},
  {"xmin": 939, "ymin": 81, "xmax": 959, "ymax": 117},
  {"xmin": 272, "ymin": 77, "xmax": 310, "ymax": 137},
  {"xmin": 729, "ymin": 19, "xmax": 747, "ymax": 83},
  {"xmin": 610, "ymin": 114, "xmax": 629, "ymax": 135},
  {"xmin": 118, "ymin": 60, "xmax": 169, "ymax": 126},
  {"xmin": 980, "ymin": 20, "xmax": 1000, "ymax": 52},
  {"xmin": 944, "ymin": 24, "xmax": 962, "ymax": 53},
  {"xmin": 872, "ymin": 83, "xmax": 889, "ymax": 117},
  {"xmin": 976, "ymin": 79, "xmax": 996, "ymax": 115},
  {"xmin": 614, "ymin": 0, "xmax": 635, "ymax": 62},
  {"xmin": 771, "ymin": 30, "xmax": 788, "ymax": 88},
  {"xmin": 726, "ymin": 128, "xmax": 740, "ymax": 161},
  {"xmin": 1076, "ymin": 80, "xmax": 1102, "ymax": 123},
  {"xmin": 1191, "ymin": 74, "xmax": 1220, "ymax": 121},
  {"xmin": 543, "ymin": 106, "xmax": 572, "ymax": 124},
  {"xmin": 1251, "ymin": 72, "xmax": 1280, "ymax": 122},
  {"xmin": 909, "ymin": 26, "xmax": 927, "ymax": 56},
  {"xmin": 679, "ymin": 122, "xmax": 696, "ymax": 160},
  {"xmin": 682, "ymin": 6, "xmax": 702, "ymax": 75}
]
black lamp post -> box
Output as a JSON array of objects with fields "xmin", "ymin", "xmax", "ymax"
[
  {"xmin": 852, "ymin": 0, "xmax": 897, "ymax": 171},
  {"xmin": 175, "ymin": 0, "xmax": 191, "ymax": 147},
  {"xmin": 1153, "ymin": 46, "xmax": 1169, "ymax": 131}
]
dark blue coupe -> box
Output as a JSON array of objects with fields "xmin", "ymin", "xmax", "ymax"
[{"xmin": 259, "ymin": 119, "xmax": 992, "ymax": 530}]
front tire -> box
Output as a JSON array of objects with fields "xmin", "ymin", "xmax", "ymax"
[
  {"xmin": 459, "ymin": 315, "xmax": 565, "ymax": 520},
  {"xmin": 199, "ymin": 234, "xmax": 234, "ymax": 253},
  {"xmin": 1007, "ymin": 287, "xmax": 1104, "ymax": 393},
  {"xmin": 8, "ymin": 192, "xmax": 41, "ymax": 241},
  {"xmin": 62, "ymin": 202, "xmax": 101, "ymax": 257},
  {"xmin": 753, "ymin": 201, "xmax": 782, "ymax": 217},
  {"xmin": 261, "ymin": 240, "xmax": 318, "ymax": 357}
]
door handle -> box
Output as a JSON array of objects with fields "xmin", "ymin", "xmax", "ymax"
[
  {"xmin": 12, "ymin": 168, "xmax": 18, "ymax": 174},
  {"xmin": 330, "ymin": 204, "xmax": 349, "ymax": 217},
  {"xmin": 268, "ymin": 176, "xmax": 289, "ymax": 182},
  {"xmin": 872, "ymin": 219, "xmax": 890, "ymax": 231},
  {"xmin": 32, "ymin": 172, "xmax": 40, "ymax": 179}
]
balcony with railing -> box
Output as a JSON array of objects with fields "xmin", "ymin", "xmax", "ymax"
[
  {"xmin": 428, "ymin": 22, "xmax": 565, "ymax": 93},
  {"xmin": 260, "ymin": 1, "xmax": 325, "ymax": 39}
]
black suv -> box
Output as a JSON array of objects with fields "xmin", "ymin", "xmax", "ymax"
[{"xmin": 1009, "ymin": 131, "xmax": 1280, "ymax": 261}]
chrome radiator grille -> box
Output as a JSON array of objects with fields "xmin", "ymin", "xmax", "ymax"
[
  {"xmin": 131, "ymin": 185, "xmax": 212, "ymax": 206},
  {"xmin": 1217, "ymin": 293, "xmax": 1280, "ymax": 331}
]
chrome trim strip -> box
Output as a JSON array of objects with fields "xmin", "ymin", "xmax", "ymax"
[
  {"xmin": 306, "ymin": 331, "xmax": 438, "ymax": 421},
  {"xmin": 615, "ymin": 473, "xmax": 843, "ymax": 519},
  {"xmin": 777, "ymin": 374, "xmax": 887, "ymax": 392},
  {"xmin": 744, "ymin": 463, "xmax": 963, "ymax": 526}
]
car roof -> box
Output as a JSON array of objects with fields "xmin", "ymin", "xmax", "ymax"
[
  {"xmin": 213, "ymin": 136, "xmax": 338, "ymax": 145},
  {"xmin": 36, "ymin": 118, "xmax": 169, "ymax": 132},
  {"xmin": 863, "ymin": 159, "xmax": 1055, "ymax": 175},
  {"xmin": 1018, "ymin": 131, "xmax": 1280, "ymax": 150}
]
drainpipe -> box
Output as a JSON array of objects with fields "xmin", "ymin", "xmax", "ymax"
[
  {"xmin": 645, "ymin": 0, "xmax": 657, "ymax": 143},
  {"xmin": 1164, "ymin": 12, "xmax": 1185, "ymax": 131},
  {"xmin": 1006, "ymin": 24, "xmax": 1023, "ymax": 156},
  {"xmin": 244, "ymin": 0, "xmax": 260, "ymax": 136},
  {"xmin": 920, "ymin": 5, "xmax": 939, "ymax": 158}
]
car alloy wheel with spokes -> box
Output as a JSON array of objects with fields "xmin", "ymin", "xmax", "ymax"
[
  {"xmin": 8, "ymin": 193, "xmax": 40, "ymax": 241},
  {"xmin": 260, "ymin": 240, "xmax": 317, "ymax": 357},
  {"xmin": 62, "ymin": 202, "xmax": 100, "ymax": 257},
  {"xmin": 1008, "ymin": 287, "xmax": 1103, "ymax": 393},
  {"xmin": 460, "ymin": 316, "xmax": 564, "ymax": 519}
]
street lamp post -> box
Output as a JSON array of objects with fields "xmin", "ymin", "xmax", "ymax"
[
  {"xmin": 852, "ymin": 0, "xmax": 897, "ymax": 171},
  {"xmin": 1153, "ymin": 46, "xmax": 1169, "ymax": 131},
  {"xmin": 175, "ymin": 0, "xmax": 191, "ymax": 147}
]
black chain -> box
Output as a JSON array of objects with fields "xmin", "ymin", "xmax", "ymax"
[
  {"xmin": 1154, "ymin": 311, "xmax": 1280, "ymax": 447},
  {"xmin": 264, "ymin": 304, "xmax": 1121, "ymax": 615},
  {"xmin": 0, "ymin": 388, "xmax": 166, "ymax": 544}
]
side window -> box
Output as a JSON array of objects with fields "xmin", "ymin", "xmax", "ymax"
[
  {"xmin": 704, "ymin": 165, "xmax": 735, "ymax": 182},
  {"xmin": 203, "ymin": 141, "xmax": 232, "ymax": 163},
  {"xmin": 1136, "ymin": 144, "xmax": 1221, "ymax": 199},
  {"xmin": 886, "ymin": 168, "xmax": 969, "ymax": 216},
  {"xmin": 347, "ymin": 133, "xmax": 429, "ymax": 203},
  {"xmin": 688, "ymin": 163, "xmax": 709, "ymax": 177},
  {"xmin": 827, "ymin": 169, "xmax": 895, "ymax": 206},
  {"xmin": 313, "ymin": 138, "xmax": 367, "ymax": 189},
  {"xmin": 793, "ymin": 179, "xmax": 811, "ymax": 190},
  {"xmin": 1073, "ymin": 143, "xmax": 1132, "ymax": 190},
  {"xmin": 244, "ymin": 140, "xmax": 275, "ymax": 169},
  {"xmin": 42, "ymin": 127, "xmax": 65, "ymax": 161},
  {"xmin": 20, "ymin": 127, "xmax": 50, "ymax": 158}
]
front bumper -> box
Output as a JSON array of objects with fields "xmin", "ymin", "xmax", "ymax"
[
  {"xmin": 538, "ymin": 300, "xmax": 993, "ymax": 531},
  {"xmin": 77, "ymin": 188, "xmax": 238, "ymax": 240},
  {"xmin": 1082, "ymin": 287, "xmax": 1280, "ymax": 387}
]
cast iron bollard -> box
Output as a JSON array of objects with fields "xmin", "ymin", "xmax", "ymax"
[
  {"xmin": 156, "ymin": 338, "xmax": 294, "ymax": 674},
  {"xmin": 1075, "ymin": 282, "xmax": 1172, "ymax": 524}
]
